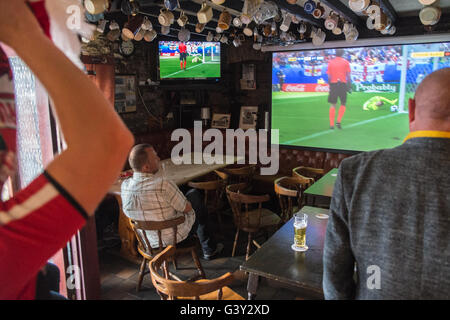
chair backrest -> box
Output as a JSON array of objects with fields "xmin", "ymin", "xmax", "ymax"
[
  {"xmin": 223, "ymin": 165, "xmax": 256, "ymax": 184},
  {"xmin": 226, "ymin": 183, "xmax": 271, "ymax": 232},
  {"xmin": 150, "ymin": 245, "xmax": 235, "ymax": 300},
  {"xmin": 274, "ymin": 176, "xmax": 303, "ymax": 222},
  {"xmin": 130, "ymin": 216, "xmax": 185, "ymax": 256},
  {"xmin": 187, "ymin": 170, "xmax": 229, "ymax": 208},
  {"xmin": 292, "ymin": 166, "xmax": 324, "ymax": 182}
]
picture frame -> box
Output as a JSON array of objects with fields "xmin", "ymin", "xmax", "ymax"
[
  {"xmin": 211, "ymin": 113, "xmax": 231, "ymax": 129},
  {"xmin": 114, "ymin": 75, "xmax": 137, "ymax": 113},
  {"xmin": 239, "ymin": 106, "xmax": 258, "ymax": 130}
]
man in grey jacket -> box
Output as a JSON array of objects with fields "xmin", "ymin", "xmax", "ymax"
[{"xmin": 323, "ymin": 68, "xmax": 450, "ymax": 299}]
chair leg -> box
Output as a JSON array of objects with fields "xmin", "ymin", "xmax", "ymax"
[
  {"xmin": 172, "ymin": 258, "xmax": 178, "ymax": 270},
  {"xmin": 246, "ymin": 232, "xmax": 253, "ymax": 261},
  {"xmin": 232, "ymin": 228, "xmax": 240, "ymax": 257},
  {"xmin": 191, "ymin": 249, "xmax": 206, "ymax": 279},
  {"xmin": 137, "ymin": 257, "xmax": 147, "ymax": 292}
]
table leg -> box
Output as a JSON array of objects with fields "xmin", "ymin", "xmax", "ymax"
[{"xmin": 247, "ymin": 273, "xmax": 259, "ymax": 300}]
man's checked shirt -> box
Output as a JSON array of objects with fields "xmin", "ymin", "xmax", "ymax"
[{"xmin": 120, "ymin": 172, "xmax": 195, "ymax": 248}]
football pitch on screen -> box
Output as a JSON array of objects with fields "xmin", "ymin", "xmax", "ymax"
[
  {"xmin": 271, "ymin": 91, "xmax": 410, "ymax": 152},
  {"xmin": 160, "ymin": 56, "xmax": 220, "ymax": 79}
]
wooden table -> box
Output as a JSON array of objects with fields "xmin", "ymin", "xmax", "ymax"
[
  {"xmin": 240, "ymin": 206, "xmax": 329, "ymax": 300},
  {"xmin": 109, "ymin": 153, "xmax": 242, "ymax": 260},
  {"xmin": 303, "ymin": 168, "xmax": 338, "ymax": 208}
]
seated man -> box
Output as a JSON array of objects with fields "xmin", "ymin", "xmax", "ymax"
[{"xmin": 121, "ymin": 144, "xmax": 223, "ymax": 260}]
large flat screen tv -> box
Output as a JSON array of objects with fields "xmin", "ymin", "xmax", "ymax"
[
  {"xmin": 158, "ymin": 41, "xmax": 221, "ymax": 80},
  {"xmin": 271, "ymin": 42, "xmax": 450, "ymax": 152}
]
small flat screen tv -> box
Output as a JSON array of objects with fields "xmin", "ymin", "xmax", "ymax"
[
  {"xmin": 271, "ymin": 42, "xmax": 450, "ymax": 153},
  {"xmin": 158, "ymin": 41, "xmax": 221, "ymax": 80}
]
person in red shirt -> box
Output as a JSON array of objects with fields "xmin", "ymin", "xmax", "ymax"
[
  {"xmin": 178, "ymin": 42, "xmax": 187, "ymax": 70},
  {"xmin": 0, "ymin": 1, "xmax": 134, "ymax": 299},
  {"xmin": 327, "ymin": 49, "xmax": 352, "ymax": 129}
]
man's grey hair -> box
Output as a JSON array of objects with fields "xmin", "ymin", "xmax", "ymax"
[{"xmin": 129, "ymin": 144, "xmax": 153, "ymax": 171}]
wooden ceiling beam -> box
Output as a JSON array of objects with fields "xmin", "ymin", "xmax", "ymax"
[{"xmin": 377, "ymin": 0, "xmax": 398, "ymax": 24}]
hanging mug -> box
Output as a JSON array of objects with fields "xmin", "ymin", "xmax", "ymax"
[
  {"xmin": 313, "ymin": 3, "xmax": 325, "ymax": 19},
  {"xmin": 134, "ymin": 28, "xmax": 146, "ymax": 41},
  {"xmin": 240, "ymin": 13, "xmax": 252, "ymax": 25},
  {"xmin": 374, "ymin": 12, "xmax": 388, "ymax": 31},
  {"xmin": 212, "ymin": 0, "xmax": 226, "ymax": 4},
  {"xmin": 303, "ymin": 0, "xmax": 316, "ymax": 15},
  {"xmin": 197, "ymin": 2, "xmax": 213, "ymax": 24},
  {"xmin": 164, "ymin": 0, "xmax": 179, "ymax": 11},
  {"xmin": 107, "ymin": 29, "xmax": 121, "ymax": 41},
  {"xmin": 195, "ymin": 23, "xmax": 206, "ymax": 33},
  {"xmin": 345, "ymin": 27, "xmax": 359, "ymax": 42},
  {"xmin": 263, "ymin": 24, "xmax": 272, "ymax": 37},
  {"xmin": 233, "ymin": 17, "xmax": 243, "ymax": 27},
  {"xmin": 243, "ymin": 25, "xmax": 253, "ymax": 37},
  {"xmin": 419, "ymin": 6, "xmax": 441, "ymax": 26},
  {"xmin": 122, "ymin": 15, "xmax": 145, "ymax": 39},
  {"xmin": 332, "ymin": 19, "xmax": 344, "ymax": 35},
  {"xmin": 144, "ymin": 29, "xmax": 157, "ymax": 42},
  {"xmin": 312, "ymin": 28, "xmax": 325, "ymax": 46},
  {"xmin": 177, "ymin": 11, "xmax": 189, "ymax": 27},
  {"xmin": 141, "ymin": 17, "xmax": 153, "ymax": 31},
  {"xmin": 161, "ymin": 25, "xmax": 170, "ymax": 35},
  {"xmin": 348, "ymin": 0, "xmax": 371, "ymax": 13},
  {"xmin": 159, "ymin": 8, "xmax": 174, "ymax": 26},
  {"xmin": 280, "ymin": 13, "xmax": 292, "ymax": 32},
  {"xmin": 84, "ymin": 0, "xmax": 109, "ymax": 15},
  {"xmin": 206, "ymin": 31, "xmax": 214, "ymax": 41},
  {"xmin": 325, "ymin": 12, "xmax": 339, "ymax": 30},
  {"xmin": 218, "ymin": 10, "xmax": 232, "ymax": 30}
]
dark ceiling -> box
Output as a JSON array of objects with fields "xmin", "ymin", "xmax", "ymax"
[{"xmin": 104, "ymin": 0, "xmax": 450, "ymax": 44}]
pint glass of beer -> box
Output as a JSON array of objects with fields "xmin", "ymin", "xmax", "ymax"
[{"xmin": 292, "ymin": 213, "xmax": 308, "ymax": 251}]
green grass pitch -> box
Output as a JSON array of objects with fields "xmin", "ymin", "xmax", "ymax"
[
  {"xmin": 159, "ymin": 56, "xmax": 220, "ymax": 79},
  {"xmin": 271, "ymin": 91, "xmax": 410, "ymax": 152}
]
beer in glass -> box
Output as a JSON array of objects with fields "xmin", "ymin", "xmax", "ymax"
[{"xmin": 292, "ymin": 212, "xmax": 308, "ymax": 251}]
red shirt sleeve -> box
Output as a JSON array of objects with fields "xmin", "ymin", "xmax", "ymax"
[{"xmin": 0, "ymin": 171, "xmax": 88, "ymax": 299}]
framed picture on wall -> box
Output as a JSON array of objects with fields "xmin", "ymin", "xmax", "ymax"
[
  {"xmin": 239, "ymin": 106, "xmax": 258, "ymax": 130},
  {"xmin": 115, "ymin": 75, "xmax": 136, "ymax": 113},
  {"xmin": 211, "ymin": 113, "xmax": 231, "ymax": 129}
]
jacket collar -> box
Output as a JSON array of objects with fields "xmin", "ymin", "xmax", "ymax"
[{"xmin": 404, "ymin": 130, "xmax": 450, "ymax": 143}]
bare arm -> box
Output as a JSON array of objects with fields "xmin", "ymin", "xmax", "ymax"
[{"xmin": 0, "ymin": 1, "xmax": 134, "ymax": 215}]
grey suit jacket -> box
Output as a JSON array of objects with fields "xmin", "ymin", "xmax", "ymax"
[{"xmin": 323, "ymin": 137, "xmax": 450, "ymax": 299}]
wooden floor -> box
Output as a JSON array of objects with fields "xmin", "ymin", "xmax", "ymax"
[{"xmin": 98, "ymin": 211, "xmax": 323, "ymax": 300}]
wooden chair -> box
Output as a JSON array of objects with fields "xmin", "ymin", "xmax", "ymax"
[
  {"xmin": 222, "ymin": 164, "xmax": 256, "ymax": 185},
  {"xmin": 274, "ymin": 176, "xmax": 304, "ymax": 223},
  {"xmin": 150, "ymin": 245, "xmax": 245, "ymax": 300},
  {"xmin": 130, "ymin": 216, "xmax": 205, "ymax": 292},
  {"xmin": 226, "ymin": 183, "xmax": 281, "ymax": 260},
  {"xmin": 292, "ymin": 166, "xmax": 325, "ymax": 182},
  {"xmin": 187, "ymin": 170, "xmax": 229, "ymax": 228}
]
